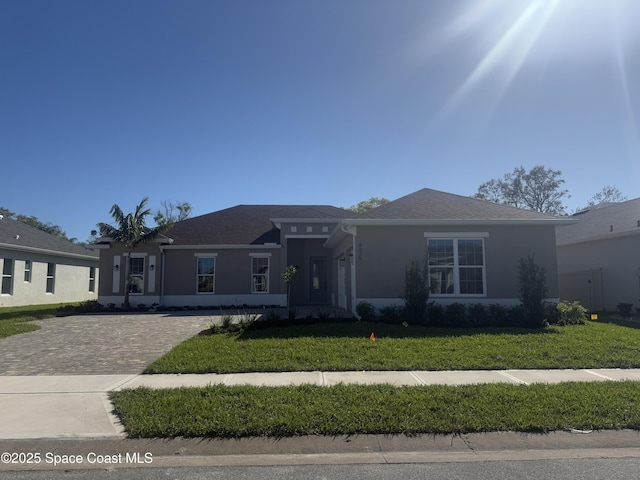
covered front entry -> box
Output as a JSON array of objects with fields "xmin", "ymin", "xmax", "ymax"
[{"xmin": 286, "ymin": 239, "xmax": 332, "ymax": 306}]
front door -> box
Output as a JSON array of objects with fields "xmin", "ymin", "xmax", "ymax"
[{"xmin": 309, "ymin": 256, "xmax": 327, "ymax": 303}]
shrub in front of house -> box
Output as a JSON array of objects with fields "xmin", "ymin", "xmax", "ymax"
[
  {"xmin": 554, "ymin": 301, "xmax": 587, "ymax": 326},
  {"xmin": 379, "ymin": 305, "xmax": 404, "ymax": 324},
  {"xmin": 426, "ymin": 301, "xmax": 445, "ymax": 327},
  {"xmin": 356, "ymin": 301, "xmax": 376, "ymax": 321},
  {"xmin": 517, "ymin": 255, "xmax": 548, "ymax": 329},
  {"xmin": 617, "ymin": 303, "xmax": 634, "ymax": 318},
  {"xmin": 444, "ymin": 302, "xmax": 467, "ymax": 328}
]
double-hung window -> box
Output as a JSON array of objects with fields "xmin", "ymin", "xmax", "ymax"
[
  {"xmin": 1, "ymin": 259, "xmax": 13, "ymax": 295},
  {"xmin": 89, "ymin": 267, "xmax": 96, "ymax": 292},
  {"xmin": 128, "ymin": 257, "xmax": 144, "ymax": 294},
  {"xmin": 196, "ymin": 256, "xmax": 216, "ymax": 293},
  {"xmin": 46, "ymin": 262, "xmax": 56, "ymax": 293},
  {"xmin": 427, "ymin": 237, "xmax": 486, "ymax": 296},
  {"xmin": 24, "ymin": 260, "xmax": 32, "ymax": 283},
  {"xmin": 251, "ymin": 255, "xmax": 270, "ymax": 293}
]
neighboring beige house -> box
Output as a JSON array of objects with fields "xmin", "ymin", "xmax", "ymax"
[
  {"xmin": 0, "ymin": 217, "xmax": 99, "ymax": 307},
  {"xmin": 96, "ymin": 189, "xmax": 572, "ymax": 315},
  {"xmin": 557, "ymin": 198, "xmax": 640, "ymax": 312}
]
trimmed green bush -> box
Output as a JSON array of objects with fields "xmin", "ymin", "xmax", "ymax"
[
  {"xmin": 444, "ymin": 302, "xmax": 467, "ymax": 327},
  {"xmin": 555, "ymin": 301, "xmax": 587, "ymax": 326},
  {"xmin": 356, "ymin": 301, "xmax": 375, "ymax": 321},
  {"xmin": 402, "ymin": 257, "xmax": 429, "ymax": 325},
  {"xmin": 517, "ymin": 255, "xmax": 548, "ymax": 328}
]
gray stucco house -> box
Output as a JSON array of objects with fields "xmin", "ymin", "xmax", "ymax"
[
  {"xmin": 557, "ymin": 198, "xmax": 640, "ymax": 312},
  {"xmin": 96, "ymin": 189, "xmax": 571, "ymax": 314},
  {"xmin": 0, "ymin": 217, "xmax": 99, "ymax": 307}
]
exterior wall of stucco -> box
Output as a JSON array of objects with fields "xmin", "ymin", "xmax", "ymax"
[
  {"xmin": 351, "ymin": 224, "xmax": 559, "ymax": 310},
  {"xmin": 97, "ymin": 243, "xmax": 163, "ymax": 302},
  {"xmin": 98, "ymin": 244, "xmax": 286, "ymax": 307},
  {"xmin": 0, "ymin": 249, "xmax": 98, "ymax": 307},
  {"xmin": 557, "ymin": 234, "xmax": 640, "ymax": 311}
]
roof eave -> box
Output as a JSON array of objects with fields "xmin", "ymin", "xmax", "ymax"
[
  {"xmin": 341, "ymin": 218, "xmax": 577, "ymax": 226},
  {"xmin": 557, "ymin": 228, "xmax": 640, "ymax": 246},
  {"xmin": 0, "ymin": 242, "xmax": 99, "ymax": 261}
]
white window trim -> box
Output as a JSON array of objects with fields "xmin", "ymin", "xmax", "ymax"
[
  {"xmin": 24, "ymin": 260, "xmax": 32, "ymax": 283},
  {"xmin": 195, "ymin": 255, "xmax": 216, "ymax": 295},
  {"xmin": 46, "ymin": 262, "xmax": 56, "ymax": 294},
  {"xmin": 128, "ymin": 257, "xmax": 145, "ymax": 296},
  {"xmin": 250, "ymin": 254, "xmax": 270, "ymax": 294},
  {"xmin": 427, "ymin": 237, "xmax": 487, "ymax": 297},
  {"xmin": 89, "ymin": 266, "xmax": 96, "ymax": 293},
  {"xmin": 1, "ymin": 259, "xmax": 13, "ymax": 295}
]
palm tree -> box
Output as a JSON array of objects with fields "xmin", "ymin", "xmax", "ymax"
[{"xmin": 97, "ymin": 197, "xmax": 172, "ymax": 308}]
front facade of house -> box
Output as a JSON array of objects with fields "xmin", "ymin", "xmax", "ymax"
[
  {"xmin": 557, "ymin": 199, "xmax": 640, "ymax": 311},
  {"xmin": 96, "ymin": 189, "xmax": 571, "ymax": 314},
  {"xmin": 0, "ymin": 218, "xmax": 99, "ymax": 307}
]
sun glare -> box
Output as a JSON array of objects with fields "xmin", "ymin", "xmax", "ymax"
[{"xmin": 427, "ymin": 0, "xmax": 640, "ymax": 123}]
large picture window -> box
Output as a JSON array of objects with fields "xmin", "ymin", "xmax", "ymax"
[
  {"xmin": 428, "ymin": 238, "xmax": 485, "ymax": 296},
  {"xmin": 197, "ymin": 257, "xmax": 215, "ymax": 293},
  {"xmin": 251, "ymin": 256, "xmax": 269, "ymax": 293}
]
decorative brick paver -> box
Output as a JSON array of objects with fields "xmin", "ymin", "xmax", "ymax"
[{"xmin": 0, "ymin": 313, "xmax": 212, "ymax": 375}]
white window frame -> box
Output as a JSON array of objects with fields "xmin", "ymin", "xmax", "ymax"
[
  {"xmin": 89, "ymin": 266, "xmax": 96, "ymax": 292},
  {"xmin": 250, "ymin": 253, "xmax": 270, "ymax": 294},
  {"xmin": 128, "ymin": 256, "xmax": 145, "ymax": 295},
  {"xmin": 195, "ymin": 254, "xmax": 217, "ymax": 294},
  {"xmin": 426, "ymin": 236, "xmax": 487, "ymax": 297},
  {"xmin": 24, "ymin": 260, "xmax": 32, "ymax": 283},
  {"xmin": 46, "ymin": 262, "xmax": 56, "ymax": 294},
  {"xmin": 1, "ymin": 259, "xmax": 13, "ymax": 295}
]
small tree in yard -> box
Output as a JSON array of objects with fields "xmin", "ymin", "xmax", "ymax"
[
  {"xmin": 402, "ymin": 257, "xmax": 429, "ymax": 325},
  {"xmin": 282, "ymin": 265, "xmax": 300, "ymax": 311},
  {"xmin": 517, "ymin": 255, "xmax": 548, "ymax": 328}
]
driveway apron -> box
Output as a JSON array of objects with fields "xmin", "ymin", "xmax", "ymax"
[{"xmin": 0, "ymin": 313, "xmax": 209, "ymax": 375}]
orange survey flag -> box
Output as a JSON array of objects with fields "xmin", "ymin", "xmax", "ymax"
[{"xmin": 370, "ymin": 332, "xmax": 376, "ymax": 342}]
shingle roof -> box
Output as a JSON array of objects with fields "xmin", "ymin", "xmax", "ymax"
[
  {"xmin": 556, "ymin": 198, "xmax": 640, "ymax": 245},
  {"xmin": 166, "ymin": 205, "xmax": 350, "ymax": 245},
  {"xmin": 355, "ymin": 188, "xmax": 566, "ymax": 221},
  {"xmin": 0, "ymin": 217, "xmax": 98, "ymax": 258}
]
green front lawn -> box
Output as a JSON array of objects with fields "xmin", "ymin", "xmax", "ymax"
[
  {"xmin": 0, "ymin": 303, "xmax": 77, "ymax": 338},
  {"xmin": 110, "ymin": 381, "xmax": 640, "ymax": 438},
  {"xmin": 145, "ymin": 317, "xmax": 640, "ymax": 373}
]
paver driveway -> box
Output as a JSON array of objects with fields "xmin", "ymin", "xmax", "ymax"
[{"xmin": 0, "ymin": 313, "xmax": 210, "ymax": 375}]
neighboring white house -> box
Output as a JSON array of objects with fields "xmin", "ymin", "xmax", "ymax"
[
  {"xmin": 0, "ymin": 216, "xmax": 99, "ymax": 307},
  {"xmin": 557, "ymin": 198, "xmax": 640, "ymax": 312}
]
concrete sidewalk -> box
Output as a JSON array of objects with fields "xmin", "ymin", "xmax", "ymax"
[{"xmin": 2, "ymin": 368, "xmax": 640, "ymax": 440}]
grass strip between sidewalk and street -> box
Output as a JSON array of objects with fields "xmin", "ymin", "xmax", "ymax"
[
  {"xmin": 145, "ymin": 319, "xmax": 640, "ymax": 373},
  {"xmin": 110, "ymin": 381, "xmax": 640, "ymax": 438}
]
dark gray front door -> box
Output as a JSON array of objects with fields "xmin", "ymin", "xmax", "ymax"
[{"xmin": 309, "ymin": 256, "xmax": 327, "ymax": 303}]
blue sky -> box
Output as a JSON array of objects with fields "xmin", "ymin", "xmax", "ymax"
[{"xmin": 2, "ymin": 0, "xmax": 639, "ymax": 241}]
